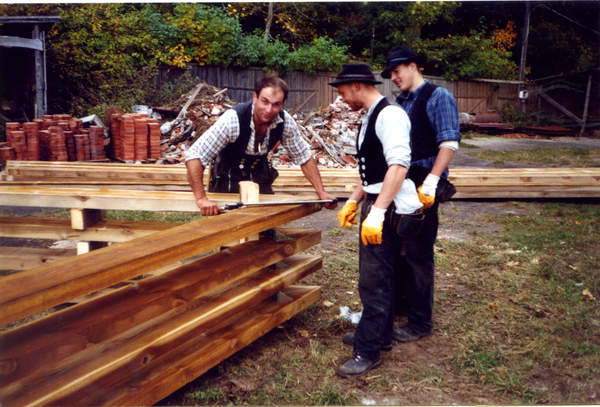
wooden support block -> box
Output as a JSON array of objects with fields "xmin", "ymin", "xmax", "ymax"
[
  {"xmin": 76, "ymin": 240, "xmax": 109, "ymax": 254},
  {"xmin": 70, "ymin": 208, "xmax": 105, "ymax": 230},
  {"xmin": 239, "ymin": 181, "xmax": 260, "ymax": 244}
]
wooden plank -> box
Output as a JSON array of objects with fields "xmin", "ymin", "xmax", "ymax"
[
  {"xmin": 539, "ymin": 92, "xmax": 582, "ymax": 123},
  {"xmin": 0, "ymin": 246, "xmax": 76, "ymax": 270},
  {"xmin": 0, "ymin": 256, "xmax": 321, "ymax": 406},
  {"xmin": 0, "ymin": 216, "xmax": 179, "ymax": 242},
  {"xmin": 84, "ymin": 285, "xmax": 320, "ymax": 406},
  {"xmin": 0, "ymin": 203, "xmax": 322, "ymax": 327},
  {"xmin": 0, "ymin": 35, "xmax": 43, "ymax": 51}
]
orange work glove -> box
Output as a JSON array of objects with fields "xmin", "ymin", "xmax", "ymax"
[
  {"xmin": 337, "ymin": 200, "xmax": 358, "ymax": 227},
  {"xmin": 361, "ymin": 206, "xmax": 386, "ymax": 245},
  {"xmin": 417, "ymin": 173, "xmax": 440, "ymax": 210}
]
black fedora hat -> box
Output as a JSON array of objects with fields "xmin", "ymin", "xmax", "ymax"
[
  {"xmin": 329, "ymin": 62, "xmax": 382, "ymax": 86},
  {"xmin": 381, "ymin": 46, "xmax": 427, "ymax": 79}
]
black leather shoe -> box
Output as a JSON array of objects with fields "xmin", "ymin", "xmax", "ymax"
[
  {"xmin": 342, "ymin": 332, "xmax": 393, "ymax": 351},
  {"xmin": 337, "ymin": 354, "xmax": 382, "ymax": 378},
  {"xmin": 392, "ymin": 325, "xmax": 431, "ymax": 342}
]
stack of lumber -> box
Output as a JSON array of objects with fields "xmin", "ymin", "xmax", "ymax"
[
  {"xmin": 446, "ymin": 167, "xmax": 600, "ymax": 198},
  {"xmin": 3, "ymin": 161, "xmax": 600, "ymax": 199},
  {"xmin": 0, "ymin": 203, "xmax": 323, "ymax": 405}
]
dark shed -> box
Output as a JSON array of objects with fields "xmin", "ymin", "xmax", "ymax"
[{"xmin": 0, "ymin": 15, "xmax": 61, "ymax": 128}]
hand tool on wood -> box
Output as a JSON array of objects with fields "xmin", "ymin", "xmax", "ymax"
[{"xmin": 221, "ymin": 199, "xmax": 337, "ymax": 211}]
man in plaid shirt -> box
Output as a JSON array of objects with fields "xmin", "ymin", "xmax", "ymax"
[
  {"xmin": 381, "ymin": 46, "xmax": 461, "ymax": 343},
  {"xmin": 186, "ymin": 73, "xmax": 337, "ymax": 216}
]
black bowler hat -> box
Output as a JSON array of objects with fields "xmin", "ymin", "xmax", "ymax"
[
  {"xmin": 328, "ymin": 62, "xmax": 383, "ymax": 86},
  {"xmin": 381, "ymin": 46, "xmax": 427, "ymax": 79}
]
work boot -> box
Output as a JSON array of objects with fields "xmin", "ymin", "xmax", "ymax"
[
  {"xmin": 342, "ymin": 332, "xmax": 393, "ymax": 352},
  {"xmin": 337, "ymin": 354, "xmax": 381, "ymax": 378},
  {"xmin": 392, "ymin": 324, "xmax": 431, "ymax": 343}
]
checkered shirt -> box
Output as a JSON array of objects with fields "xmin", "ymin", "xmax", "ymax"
[{"xmin": 186, "ymin": 103, "xmax": 312, "ymax": 168}]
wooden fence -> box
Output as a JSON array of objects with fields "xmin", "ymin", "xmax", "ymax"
[{"xmin": 158, "ymin": 65, "xmax": 541, "ymax": 115}]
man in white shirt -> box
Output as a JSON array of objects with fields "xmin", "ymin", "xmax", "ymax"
[{"xmin": 331, "ymin": 63, "xmax": 423, "ymax": 378}]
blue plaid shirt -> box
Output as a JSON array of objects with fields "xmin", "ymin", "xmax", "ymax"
[
  {"xmin": 186, "ymin": 103, "xmax": 312, "ymax": 168},
  {"xmin": 396, "ymin": 81, "xmax": 460, "ymax": 178}
]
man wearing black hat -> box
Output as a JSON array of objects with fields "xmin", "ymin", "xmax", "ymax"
[
  {"xmin": 381, "ymin": 46, "xmax": 461, "ymax": 343},
  {"xmin": 331, "ymin": 62, "xmax": 423, "ymax": 377}
]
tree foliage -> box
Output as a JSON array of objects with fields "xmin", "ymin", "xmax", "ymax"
[
  {"xmin": 0, "ymin": 3, "xmax": 348, "ymax": 115},
  {"xmin": 1, "ymin": 1, "xmax": 597, "ymax": 116}
]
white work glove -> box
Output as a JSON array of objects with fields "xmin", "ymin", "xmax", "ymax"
[
  {"xmin": 417, "ymin": 173, "xmax": 440, "ymax": 210},
  {"xmin": 361, "ymin": 206, "xmax": 386, "ymax": 245}
]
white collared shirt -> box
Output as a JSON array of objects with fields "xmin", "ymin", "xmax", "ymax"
[{"xmin": 358, "ymin": 97, "xmax": 422, "ymax": 214}]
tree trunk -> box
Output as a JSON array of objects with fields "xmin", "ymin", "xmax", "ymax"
[{"xmin": 264, "ymin": 2, "xmax": 273, "ymax": 43}]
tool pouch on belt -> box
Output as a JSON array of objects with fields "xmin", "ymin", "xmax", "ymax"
[
  {"xmin": 389, "ymin": 209, "xmax": 425, "ymax": 237},
  {"xmin": 407, "ymin": 165, "xmax": 457, "ymax": 204}
]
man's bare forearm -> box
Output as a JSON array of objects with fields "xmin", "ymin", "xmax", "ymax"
[
  {"xmin": 186, "ymin": 159, "xmax": 207, "ymax": 201},
  {"xmin": 430, "ymin": 147, "xmax": 455, "ymax": 178},
  {"xmin": 300, "ymin": 157, "xmax": 338, "ymax": 209},
  {"xmin": 300, "ymin": 157, "xmax": 327, "ymax": 195}
]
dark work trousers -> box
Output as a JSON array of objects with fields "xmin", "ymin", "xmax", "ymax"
[
  {"xmin": 353, "ymin": 195, "xmax": 402, "ymax": 361},
  {"xmin": 393, "ymin": 200, "xmax": 439, "ymax": 333}
]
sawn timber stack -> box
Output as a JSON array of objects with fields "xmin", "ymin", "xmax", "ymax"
[
  {"xmin": 0, "ymin": 203, "xmax": 324, "ymax": 406},
  {"xmin": 4, "ymin": 160, "xmax": 600, "ymax": 198}
]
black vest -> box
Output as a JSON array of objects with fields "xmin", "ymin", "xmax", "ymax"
[
  {"xmin": 216, "ymin": 102, "xmax": 285, "ymax": 171},
  {"xmin": 355, "ymin": 98, "xmax": 391, "ymax": 186},
  {"xmin": 397, "ymin": 82, "xmax": 439, "ymax": 162}
]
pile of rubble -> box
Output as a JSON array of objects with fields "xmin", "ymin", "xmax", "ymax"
[{"xmin": 154, "ymin": 82, "xmax": 363, "ymax": 168}]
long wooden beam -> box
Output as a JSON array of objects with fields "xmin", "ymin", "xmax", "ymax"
[
  {"xmin": 0, "ymin": 246, "xmax": 76, "ymax": 270},
  {"xmin": 0, "ymin": 203, "xmax": 321, "ymax": 326},
  {"xmin": 0, "ymin": 185, "xmax": 308, "ymax": 212},
  {"xmin": 0, "ymin": 216, "xmax": 179, "ymax": 242}
]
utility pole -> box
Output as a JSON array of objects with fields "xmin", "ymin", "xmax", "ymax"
[{"xmin": 518, "ymin": 1, "xmax": 531, "ymax": 114}]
